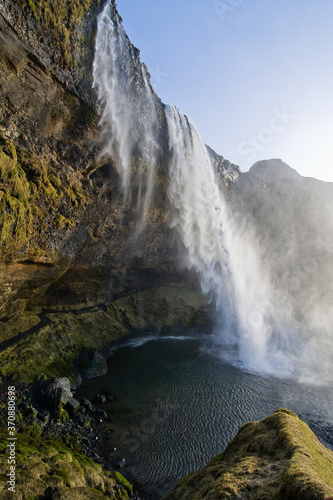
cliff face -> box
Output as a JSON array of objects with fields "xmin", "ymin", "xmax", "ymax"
[
  {"xmin": 0, "ymin": 0, "xmax": 100, "ymax": 306},
  {"xmin": 0, "ymin": 0, "xmax": 236, "ymax": 381},
  {"xmin": 163, "ymin": 408, "xmax": 333, "ymax": 500},
  {"xmin": 2, "ymin": 1, "xmax": 331, "ymax": 387}
]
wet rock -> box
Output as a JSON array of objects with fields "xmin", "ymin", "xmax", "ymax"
[
  {"xmin": 24, "ymin": 404, "xmax": 38, "ymax": 418},
  {"xmin": 118, "ymin": 457, "xmax": 126, "ymax": 468},
  {"xmin": 77, "ymin": 414, "xmax": 91, "ymax": 428},
  {"xmin": 81, "ymin": 398, "xmax": 96, "ymax": 412},
  {"xmin": 43, "ymin": 486, "xmax": 60, "ymax": 499},
  {"xmin": 34, "ymin": 377, "xmax": 73, "ymax": 409},
  {"xmin": 69, "ymin": 375, "xmax": 83, "ymax": 391},
  {"xmin": 65, "ymin": 396, "xmax": 80, "ymax": 413},
  {"xmin": 81, "ymin": 398, "xmax": 91, "ymax": 406},
  {"xmin": 95, "ymin": 409, "xmax": 107, "ymax": 421},
  {"xmin": 38, "ymin": 410, "xmax": 50, "ymax": 425},
  {"xmin": 75, "ymin": 348, "xmax": 108, "ymax": 380},
  {"xmin": 94, "ymin": 393, "xmax": 107, "ymax": 404},
  {"xmin": 109, "ymin": 451, "xmax": 127, "ymax": 468}
]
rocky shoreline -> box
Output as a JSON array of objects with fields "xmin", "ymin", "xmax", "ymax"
[
  {"xmin": 2, "ymin": 372, "xmax": 333, "ymax": 499},
  {"xmin": 0, "ymin": 376, "xmax": 143, "ymax": 499},
  {"xmin": 1, "ymin": 1, "xmax": 333, "ymax": 498}
]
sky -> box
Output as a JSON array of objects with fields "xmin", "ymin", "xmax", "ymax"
[{"xmin": 116, "ymin": 0, "xmax": 333, "ymax": 183}]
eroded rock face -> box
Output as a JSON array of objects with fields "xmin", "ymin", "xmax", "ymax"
[
  {"xmin": 0, "ymin": 2, "xmax": 193, "ymax": 318},
  {"xmin": 0, "ymin": 0, "xmax": 237, "ymax": 381},
  {"xmin": 163, "ymin": 408, "xmax": 333, "ymax": 500}
]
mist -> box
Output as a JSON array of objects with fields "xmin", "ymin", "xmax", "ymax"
[
  {"xmin": 94, "ymin": 1, "xmax": 333, "ymax": 385},
  {"xmin": 223, "ymin": 160, "xmax": 333, "ymax": 383}
]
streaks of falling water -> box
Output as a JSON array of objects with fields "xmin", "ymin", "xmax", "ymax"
[
  {"xmin": 93, "ymin": 3, "xmax": 333, "ymax": 383},
  {"xmin": 93, "ymin": 0, "xmax": 160, "ymax": 231}
]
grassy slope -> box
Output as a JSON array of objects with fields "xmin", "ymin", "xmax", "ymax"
[
  {"xmin": 0, "ymin": 287, "xmax": 211, "ymax": 383},
  {"xmin": 0, "ymin": 423, "xmax": 132, "ymax": 499},
  {"xmin": 163, "ymin": 408, "xmax": 333, "ymax": 500}
]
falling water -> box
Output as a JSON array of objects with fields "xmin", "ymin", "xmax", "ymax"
[
  {"xmin": 165, "ymin": 106, "xmax": 333, "ymax": 382},
  {"xmin": 93, "ymin": 0, "xmax": 160, "ymax": 229},
  {"xmin": 164, "ymin": 106, "xmax": 293, "ymax": 375},
  {"xmin": 93, "ymin": 2, "xmax": 333, "ymax": 383},
  {"xmin": 165, "ymin": 106, "xmax": 234, "ymax": 331}
]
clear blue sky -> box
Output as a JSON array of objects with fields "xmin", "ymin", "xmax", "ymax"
[{"xmin": 116, "ymin": 0, "xmax": 333, "ymax": 182}]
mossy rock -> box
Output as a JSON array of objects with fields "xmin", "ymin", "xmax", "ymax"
[
  {"xmin": 163, "ymin": 408, "xmax": 333, "ymax": 499},
  {"xmin": 75, "ymin": 348, "xmax": 108, "ymax": 380},
  {"xmin": 0, "ymin": 139, "xmax": 89, "ymax": 262},
  {"xmin": 0, "ymin": 423, "xmax": 132, "ymax": 499},
  {"xmin": 0, "ymin": 286, "xmax": 212, "ymax": 382}
]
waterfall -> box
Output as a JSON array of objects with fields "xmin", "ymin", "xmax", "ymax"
[
  {"xmin": 165, "ymin": 106, "xmax": 235, "ymax": 336},
  {"xmin": 93, "ymin": 2, "xmax": 333, "ymax": 384},
  {"xmin": 93, "ymin": 0, "xmax": 160, "ymax": 229},
  {"xmin": 165, "ymin": 106, "xmax": 333, "ymax": 382},
  {"xmin": 165, "ymin": 106, "xmax": 295, "ymax": 375}
]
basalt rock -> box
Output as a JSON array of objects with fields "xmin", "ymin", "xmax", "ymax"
[
  {"xmin": 34, "ymin": 376, "xmax": 73, "ymax": 409},
  {"xmin": 75, "ymin": 348, "xmax": 108, "ymax": 380}
]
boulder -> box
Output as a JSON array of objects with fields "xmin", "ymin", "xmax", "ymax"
[
  {"xmin": 94, "ymin": 393, "xmax": 107, "ymax": 404},
  {"xmin": 75, "ymin": 348, "xmax": 108, "ymax": 380},
  {"xmin": 81, "ymin": 398, "xmax": 96, "ymax": 412},
  {"xmin": 65, "ymin": 396, "xmax": 80, "ymax": 413},
  {"xmin": 34, "ymin": 377, "xmax": 73, "ymax": 409}
]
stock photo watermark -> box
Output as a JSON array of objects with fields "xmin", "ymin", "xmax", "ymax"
[
  {"xmin": 149, "ymin": 64, "xmax": 169, "ymax": 89},
  {"xmin": 213, "ymin": 0, "xmax": 243, "ymax": 21},
  {"xmin": 238, "ymin": 107, "xmax": 296, "ymax": 163},
  {"xmin": 6, "ymin": 386, "xmax": 17, "ymax": 493}
]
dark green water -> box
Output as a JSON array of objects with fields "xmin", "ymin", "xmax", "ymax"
[{"xmin": 77, "ymin": 332, "xmax": 333, "ymax": 499}]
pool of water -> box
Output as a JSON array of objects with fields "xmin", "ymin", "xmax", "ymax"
[{"xmin": 76, "ymin": 331, "xmax": 333, "ymax": 499}]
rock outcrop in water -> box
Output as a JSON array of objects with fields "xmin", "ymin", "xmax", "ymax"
[{"xmin": 163, "ymin": 408, "xmax": 333, "ymax": 500}]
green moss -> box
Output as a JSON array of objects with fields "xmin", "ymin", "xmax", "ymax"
[
  {"xmin": 28, "ymin": 0, "xmax": 36, "ymax": 12},
  {"xmin": 53, "ymin": 468, "xmax": 70, "ymax": 486},
  {"xmin": 163, "ymin": 409, "xmax": 333, "ymax": 500},
  {"xmin": 22, "ymin": 0, "xmax": 104, "ymax": 69},
  {"xmin": 112, "ymin": 471, "xmax": 133, "ymax": 495},
  {"xmin": 0, "ymin": 287, "xmax": 211, "ymax": 382},
  {"xmin": 56, "ymin": 406, "xmax": 69, "ymax": 424},
  {"xmin": 54, "ymin": 213, "xmax": 74, "ymax": 228},
  {"xmin": 0, "ymin": 139, "xmax": 89, "ymax": 262},
  {"xmin": 0, "ymin": 423, "xmax": 131, "ymax": 498}
]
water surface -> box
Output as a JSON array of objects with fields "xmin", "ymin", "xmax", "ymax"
[{"xmin": 77, "ymin": 332, "xmax": 333, "ymax": 499}]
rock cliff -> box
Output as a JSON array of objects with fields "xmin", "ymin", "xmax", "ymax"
[
  {"xmin": 0, "ymin": 0, "xmax": 239, "ymax": 381},
  {"xmin": 1, "ymin": 3, "xmax": 333, "ymax": 500}
]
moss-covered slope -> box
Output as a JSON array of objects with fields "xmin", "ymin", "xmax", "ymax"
[
  {"xmin": 163, "ymin": 408, "xmax": 333, "ymax": 500},
  {"xmin": 0, "ymin": 286, "xmax": 212, "ymax": 383},
  {"xmin": 0, "ymin": 424, "xmax": 132, "ymax": 499}
]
